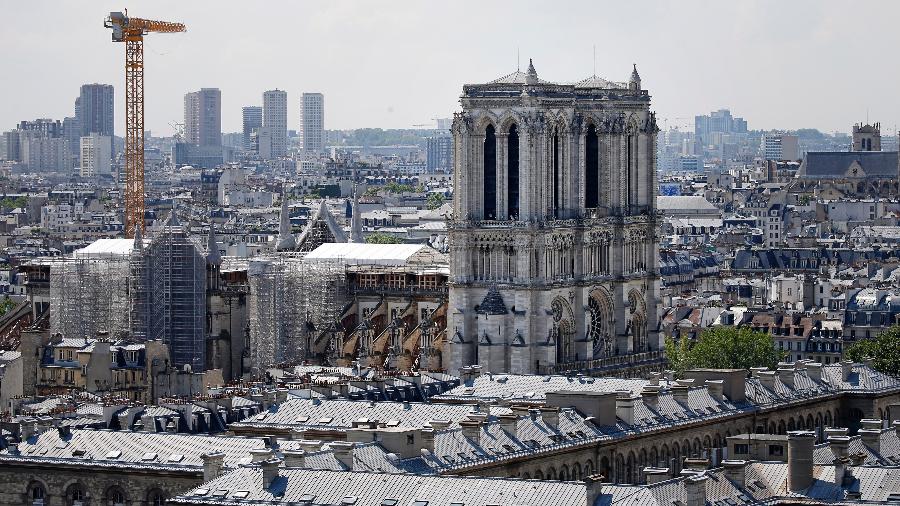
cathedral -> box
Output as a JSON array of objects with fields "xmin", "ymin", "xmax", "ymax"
[{"xmin": 445, "ymin": 60, "xmax": 661, "ymax": 375}]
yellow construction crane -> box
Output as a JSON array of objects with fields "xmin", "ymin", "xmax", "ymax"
[{"xmin": 104, "ymin": 11, "xmax": 185, "ymax": 237}]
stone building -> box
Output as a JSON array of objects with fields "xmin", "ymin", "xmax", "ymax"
[{"xmin": 446, "ymin": 60, "xmax": 661, "ymax": 375}]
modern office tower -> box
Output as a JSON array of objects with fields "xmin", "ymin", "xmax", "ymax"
[
  {"xmin": 18, "ymin": 119, "xmax": 62, "ymax": 138},
  {"xmin": 80, "ymin": 134, "xmax": 112, "ymax": 177},
  {"xmin": 63, "ymin": 117, "xmax": 81, "ymax": 156},
  {"xmin": 299, "ymin": 93, "xmax": 325, "ymax": 154},
  {"xmin": 242, "ymin": 106, "xmax": 263, "ymax": 150},
  {"xmin": 761, "ymin": 133, "xmax": 799, "ymax": 161},
  {"xmin": 76, "ymin": 84, "xmax": 115, "ymax": 137},
  {"xmin": 263, "ymin": 89, "xmax": 288, "ymax": 157},
  {"xmin": 426, "ymin": 135, "xmax": 453, "ymax": 172},
  {"xmin": 184, "ymin": 88, "xmax": 222, "ymax": 147},
  {"xmin": 446, "ymin": 61, "xmax": 660, "ymax": 374}
]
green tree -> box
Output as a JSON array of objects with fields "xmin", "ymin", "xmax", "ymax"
[
  {"xmin": 665, "ymin": 326, "xmax": 785, "ymax": 377},
  {"xmin": 365, "ymin": 232, "xmax": 404, "ymax": 244},
  {"xmin": 847, "ymin": 326, "xmax": 900, "ymax": 376},
  {"xmin": 426, "ymin": 193, "xmax": 446, "ymax": 210},
  {"xmin": 0, "ymin": 297, "xmax": 17, "ymax": 317}
]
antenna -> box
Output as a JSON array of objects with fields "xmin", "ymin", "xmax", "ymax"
[
  {"xmin": 593, "ymin": 44, "xmax": 596, "ymax": 77},
  {"xmin": 517, "ymin": 48, "xmax": 520, "ymax": 71}
]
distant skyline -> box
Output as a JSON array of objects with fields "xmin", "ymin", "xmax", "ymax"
[{"xmin": 3, "ymin": 1, "xmax": 899, "ymax": 137}]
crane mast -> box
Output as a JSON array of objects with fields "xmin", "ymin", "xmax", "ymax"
[{"xmin": 104, "ymin": 11, "xmax": 185, "ymax": 238}]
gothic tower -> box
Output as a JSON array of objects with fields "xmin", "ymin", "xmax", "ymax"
[{"xmin": 445, "ymin": 60, "xmax": 661, "ymax": 374}]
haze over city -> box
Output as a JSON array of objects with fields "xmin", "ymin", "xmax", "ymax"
[{"xmin": 2, "ymin": 0, "xmax": 899, "ymax": 135}]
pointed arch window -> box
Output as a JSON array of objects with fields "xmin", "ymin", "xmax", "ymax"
[
  {"xmin": 483, "ymin": 125, "xmax": 497, "ymax": 219},
  {"xmin": 507, "ymin": 124, "xmax": 519, "ymax": 219},
  {"xmin": 585, "ymin": 124, "xmax": 599, "ymax": 209},
  {"xmin": 553, "ymin": 132, "xmax": 560, "ymax": 217}
]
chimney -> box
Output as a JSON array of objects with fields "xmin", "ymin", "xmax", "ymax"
[
  {"xmin": 459, "ymin": 366, "xmax": 473, "ymax": 386},
  {"xmin": 117, "ymin": 412, "xmax": 131, "ymax": 431},
  {"xmin": 840, "ymin": 361, "xmax": 853, "ymax": 382},
  {"xmin": 57, "ymin": 425, "xmax": 71, "ymax": 439},
  {"xmin": 684, "ymin": 473, "xmax": 707, "ymax": 506},
  {"xmin": 776, "ymin": 368, "xmax": 795, "ymax": 389},
  {"xmin": 420, "ymin": 428, "xmax": 436, "ymax": 454},
  {"xmin": 683, "ymin": 458, "xmax": 709, "ymax": 472},
  {"xmin": 290, "ymin": 429, "xmax": 305, "ymax": 441},
  {"xmin": 750, "ymin": 367, "xmax": 768, "ymax": 378},
  {"xmin": 825, "ymin": 427, "xmax": 848, "ymax": 439},
  {"xmin": 787, "ymin": 431, "xmax": 816, "ymax": 492},
  {"xmin": 671, "ymin": 385, "xmax": 690, "ymax": 405},
  {"xmin": 276, "ymin": 388, "xmax": 289, "ymax": 405},
  {"xmin": 664, "ymin": 370, "xmax": 675, "ymax": 382},
  {"xmin": 806, "ymin": 363, "xmax": 823, "ymax": 382},
  {"xmin": 642, "ymin": 386, "xmax": 660, "ymax": 410},
  {"xmin": 428, "ymin": 419, "xmax": 451, "ymax": 431},
  {"xmin": 459, "ymin": 420, "xmax": 482, "ymax": 441},
  {"xmin": 705, "ymin": 380, "xmax": 724, "ymax": 402},
  {"xmin": 141, "ymin": 414, "xmax": 156, "ymax": 432},
  {"xmin": 260, "ymin": 458, "xmax": 281, "ymax": 489},
  {"xmin": 643, "ymin": 467, "xmax": 670, "ymax": 484},
  {"xmin": 860, "ymin": 419, "xmax": 883, "ymax": 431},
  {"xmin": 722, "ymin": 460, "xmax": 747, "ymax": 487},
  {"xmin": 858, "ymin": 428, "xmax": 881, "ymax": 454},
  {"xmin": 250, "ymin": 448, "xmax": 274, "ymax": 463},
  {"xmin": 7, "ymin": 443, "xmax": 19, "ymax": 455},
  {"xmin": 893, "ymin": 420, "xmax": 900, "ymax": 436},
  {"xmin": 263, "ymin": 390, "xmax": 276, "ymax": 410},
  {"xmin": 470, "ymin": 365, "xmax": 482, "ymax": 378},
  {"xmin": 297, "ymin": 440, "xmax": 323, "ymax": 452},
  {"xmin": 282, "ymin": 449, "xmax": 306, "ymax": 467},
  {"xmin": 540, "ymin": 406, "xmax": 559, "ymax": 428},
  {"xmin": 498, "ymin": 414, "xmax": 518, "ymax": 434},
  {"xmin": 649, "ymin": 372, "xmax": 661, "ymax": 386},
  {"xmin": 585, "ymin": 474, "xmax": 605, "ymax": 506},
  {"xmin": 615, "ymin": 392, "xmax": 634, "ymax": 425},
  {"xmin": 202, "ymin": 452, "xmax": 225, "ymax": 482},
  {"xmin": 833, "ymin": 456, "xmax": 850, "ymax": 486},
  {"xmin": 330, "ymin": 441, "xmax": 355, "ymax": 469},
  {"xmin": 829, "ymin": 436, "xmax": 850, "ymax": 458},
  {"xmin": 758, "ymin": 371, "xmax": 776, "ymax": 391},
  {"xmin": 850, "ymin": 452, "xmax": 866, "ymax": 466}
]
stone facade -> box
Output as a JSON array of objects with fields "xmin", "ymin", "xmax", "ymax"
[{"xmin": 446, "ymin": 61, "xmax": 661, "ymax": 374}]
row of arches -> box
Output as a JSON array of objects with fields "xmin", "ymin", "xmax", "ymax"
[
  {"xmin": 518, "ymin": 458, "xmax": 596, "ymax": 482},
  {"xmin": 24, "ymin": 479, "xmax": 167, "ymax": 506}
]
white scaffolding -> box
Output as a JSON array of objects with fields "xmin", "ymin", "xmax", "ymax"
[
  {"xmin": 247, "ymin": 254, "xmax": 345, "ymax": 377},
  {"xmin": 49, "ymin": 253, "xmax": 132, "ymax": 340}
]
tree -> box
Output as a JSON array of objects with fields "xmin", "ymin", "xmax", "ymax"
[
  {"xmin": 665, "ymin": 326, "xmax": 785, "ymax": 377},
  {"xmin": 0, "ymin": 297, "xmax": 16, "ymax": 318},
  {"xmin": 426, "ymin": 193, "xmax": 445, "ymax": 210},
  {"xmin": 365, "ymin": 232, "xmax": 404, "ymax": 244},
  {"xmin": 847, "ymin": 326, "xmax": 900, "ymax": 376}
]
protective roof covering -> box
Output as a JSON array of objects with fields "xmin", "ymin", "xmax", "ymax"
[
  {"xmin": 656, "ymin": 196, "xmax": 718, "ymax": 212},
  {"xmin": 304, "ymin": 243, "xmax": 444, "ymax": 267},
  {"xmin": 800, "ymin": 151, "xmax": 899, "ymax": 179},
  {"xmin": 73, "ymin": 238, "xmax": 147, "ymax": 258}
]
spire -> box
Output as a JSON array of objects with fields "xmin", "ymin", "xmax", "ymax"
[
  {"xmin": 275, "ymin": 192, "xmax": 296, "ymax": 251},
  {"xmin": 629, "ymin": 63, "xmax": 641, "ymax": 91},
  {"xmin": 525, "ymin": 58, "xmax": 538, "ymax": 85},
  {"xmin": 349, "ymin": 187, "xmax": 363, "ymax": 243},
  {"xmin": 166, "ymin": 208, "xmax": 180, "ymax": 227},
  {"xmin": 206, "ymin": 223, "xmax": 221, "ymax": 264}
]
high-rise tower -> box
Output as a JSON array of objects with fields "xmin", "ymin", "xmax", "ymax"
[
  {"xmin": 445, "ymin": 60, "xmax": 660, "ymax": 375},
  {"xmin": 300, "ymin": 93, "xmax": 325, "ymax": 154},
  {"xmin": 184, "ymin": 88, "xmax": 222, "ymax": 147},
  {"xmin": 263, "ymin": 90, "xmax": 288, "ymax": 158}
]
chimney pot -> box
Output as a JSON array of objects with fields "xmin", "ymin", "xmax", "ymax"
[
  {"xmin": 685, "ymin": 473, "xmax": 708, "ymax": 506},
  {"xmin": 787, "ymin": 431, "xmax": 816, "ymax": 492}
]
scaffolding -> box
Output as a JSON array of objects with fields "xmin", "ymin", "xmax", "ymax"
[
  {"xmin": 130, "ymin": 217, "xmax": 207, "ymax": 371},
  {"xmin": 49, "ymin": 255, "xmax": 132, "ymax": 340},
  {"xmin": 247, "ymin": 254, "xmax": 345, "ymax": 377}
]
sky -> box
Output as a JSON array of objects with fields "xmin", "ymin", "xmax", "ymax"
[{"xmin": 2, "ymin": 0, "xmax": 899, "ymax": 137}]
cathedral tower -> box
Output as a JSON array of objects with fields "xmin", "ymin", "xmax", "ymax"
[{"xmin": 445, "ymin": 60, "xmax": 661, "ymax": 374}]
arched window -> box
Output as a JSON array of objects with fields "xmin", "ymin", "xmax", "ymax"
[
  {"xmin": 552, "ymin": 132, "xmax": 560, "ymax": 217},
  {"xmin": 66, "ymin": 483, "xmax": 87, "ymax": 506},
  {"xmin": 585, "ymin": 124, "xmax": 599, "ymax": 209},
  {"xmin": 27, "ymin": 481, "xmax": 45, "ymax": 505},
  {"xmin": 148, "ymin": 490, "xmax": 167, "ymax": 506},
  {"xmin": 626, "ymin": 133, "xmax": 634, "ymax": 210},
  {"xmin": 507, "ymin": 124, "xmax": 519, "ymax": 219},
  {"xmin": 107, "ymin": 486, "xmax": 127, "ymax": 506},
  {"xmin": 483, "ymin": 125, "xmax": 497, "ymax": 219}
]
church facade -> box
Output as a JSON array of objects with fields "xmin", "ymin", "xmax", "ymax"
[{"xmin": 445, "ymin": 61, "xmax": 661, "ymax": 375}]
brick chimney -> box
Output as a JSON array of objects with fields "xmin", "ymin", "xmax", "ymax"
[
  {"xmin": 722, "ymin": 460, "xmax": 747, "ymax": 487},
  {"xmin": 330, "ymin": 441, "xmax": 355, "ymax": 469},
  {"xmin": 685, "ymin": 473, "xmax": 707, "ymax": 506},
  {"xmin": 260, "ymin": 458, "xmax": 281, "ymax": 489},
  {"xmin": 282, "ymin": 449, "xmax": 306, "ymax": 467},
  {"xmin": 787, "ymin": 431, "xmax": 816, "ymax": 491},
  {"xmin": 615, "ymin": 392, "xmax": 634, "ymax": 425},
  {"xmin": 202, "ymin": 452, "xmax": 225, "ymax": 482},
  {"xmin": 643, "ymin": 467, "xmax": 670, "ymax": 484},
  {"xmin": 705, "ymin": 380, "xmax": 724, "ymax": 402}
]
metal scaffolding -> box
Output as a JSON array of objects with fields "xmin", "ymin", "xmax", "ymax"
[
  {"xmin": 49, "ymin": 255, "xmax": 132, "ymax": 340},
  {"xmin": 247, "ymin": 254, "xmax": 345, "ymax": 377}
]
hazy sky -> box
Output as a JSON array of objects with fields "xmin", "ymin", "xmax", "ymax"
[{"xmin": 3, "ymin": 1, "xmax": 898, "ymax": 137}]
